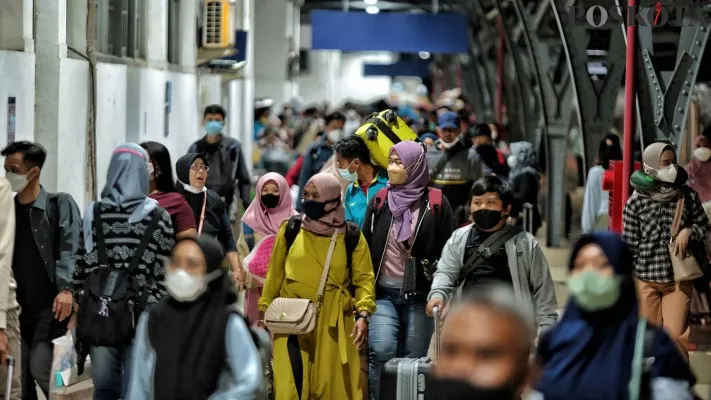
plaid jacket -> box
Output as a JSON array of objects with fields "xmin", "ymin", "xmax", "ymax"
[{"xmin": 623, "ymin": 186, "xmax": 709, "ymax": 283}]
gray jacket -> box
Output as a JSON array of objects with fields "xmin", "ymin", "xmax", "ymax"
[{"xmin": 428, "ymin": 224, "xmax": 558, "ymax": 331}]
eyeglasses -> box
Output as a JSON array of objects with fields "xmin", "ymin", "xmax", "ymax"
[{"xmin": 190, "ymin": 165, "xmax": 209, "ymax": 172}]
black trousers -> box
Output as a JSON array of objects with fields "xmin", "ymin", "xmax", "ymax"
[{"xmin": 20, "ymin": 339, "xmax": 52, "ymax": 400}]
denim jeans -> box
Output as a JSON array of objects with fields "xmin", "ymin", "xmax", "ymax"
[
  {"xmin": 368, "ymin": 286, "xmax": 433, "ymax": 400},
  {"xmin": 20, "ymin": 339, "xmax": 52, "ymax": 400},
  {"xmin": 90, "ymin": 344, "xmax": 133, "ymax": 400}
]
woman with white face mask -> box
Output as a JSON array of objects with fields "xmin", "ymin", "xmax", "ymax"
[
  {"xmin": 623, "ymin": 142, "xmax": 709, "ymax": 355},
  {"xmin": 685, "ymin": 129, "xmax": 711, "ymax": 204},
  {"xmin": 127, "ymin": 236, "xmax": 264, "ymax": 399},
  {"xmin": 175, "ymin": 153, "xmax": 246, "ymax": 288}
]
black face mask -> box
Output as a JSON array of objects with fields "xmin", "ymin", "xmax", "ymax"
[
  {"xmin": 430, "ymin": 376, "xmax": 519, "ymax": 400},
  {"xmin": 302, "ymin": 198, "xmax": 339, "ymax": 220},
  {"xmin": 473, "ymin": 209, "xmax": 505, "ymax": 230},
  {"xmin": 261, "ymin": 194, "xmax": 280, "ymax": 209}
]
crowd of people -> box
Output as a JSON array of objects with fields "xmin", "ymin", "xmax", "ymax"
[{"xmin": 0, "ymin": 97, "xmax": 709, "ymax": 400}]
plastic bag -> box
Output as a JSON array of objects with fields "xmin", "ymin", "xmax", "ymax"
[{"xmin": 50, "ymin": 332, "xmax": 92, "ymax": 396}]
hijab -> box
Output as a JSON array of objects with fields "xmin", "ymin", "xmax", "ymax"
[
  {"xmin": 175, "ymin": 153, "xmax": 209, "ymax": 224},
  {"xmin": 508, "ymin": 141, "xmax": 538, "ymax": 180},
  {"xmin": 387, "ymin": 141, "xmax": 429, "ymax": 242},
  {"xmin": 631, "ymin": 143, "xmax": 686, "ymax": 202},
  {"xmin": 83, "ymin": 143, "xmax": 158, "ymax": 252},
  {"xmin": 686, "ymin": 135, "xmax": 711, "ymax": 202},
  {"xmin": 242, "ymin": 173, "xmax": 297, "ymax": 236},
  {"xmin": 150, "ymin": 236, "xmax": 239, "ymax": 400},
  {"xmin": 536, "ymin": 233, "xmax": 694, "ymax": 399},
  {"xmin": 301, "ymin": 173, "xmax": 346, "ymax": 236}
]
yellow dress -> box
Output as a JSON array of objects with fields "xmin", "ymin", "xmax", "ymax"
[{"xmin": 259, "ymin": 222, "xmax": 376, "ymax": 400}]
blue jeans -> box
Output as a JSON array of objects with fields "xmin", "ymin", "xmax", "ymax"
[
  {"xmin": 368, "ymin": 286, "xmax": 433, "ymax": 400},
  {"xmin": 90, "ymin": 345, "xmax": 133, "ymax": 400}
]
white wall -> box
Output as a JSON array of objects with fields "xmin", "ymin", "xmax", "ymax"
[{"xmin": 0, "ymin": 51, "xmax": 35, "ymax": 145}]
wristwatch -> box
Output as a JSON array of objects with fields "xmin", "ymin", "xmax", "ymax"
[{"xmin": 355, "ymin": 313, "xmax": 371, "ymax": 324}]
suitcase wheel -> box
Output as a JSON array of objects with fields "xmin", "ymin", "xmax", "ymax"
[{"xmin": 366, "ymin": 126, "xmax": 379, "ymax": 141}]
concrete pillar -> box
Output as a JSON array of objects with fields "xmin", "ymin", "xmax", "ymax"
[
  {"xmin": 144, "ymin": 0, "xmax": 168, "ymax": 66},
  {"xmin": 240, "ymin": 0, "xmax": 255, "ymax": 175},
  {"xmin": 200, "ymin": 74, "xmax": 223, "ymax": 111},
  {"xmin": 34, "ymin": 0, "xmax": 67, "ymax": 193},
  {"xmin": 178, "ymin": 0, "xmax": 198, "ymax": 69},
  {"xmin": 253, "ymin": 0, "xmax": 290, "ymax": 108},
  {"xmin": 546, "ymin": 128, "xmax": 567, "ymax": 247}
]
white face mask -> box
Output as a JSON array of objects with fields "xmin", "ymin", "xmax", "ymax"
[
  {"xmin": 507, "ymin": 155, "xmax": 518, "ymax": 168},
  {"xmin": 694, "ymin": 147, "xmax": 711, "ymax": 162},
  {"xmin": 650, "ymin": 164, "xmax": 678, "ymax": 183},
  {"xmin": 440, "ymin": 139, "xmax": 458, "ymax": 150},
  {"xmin": 5, "ymin": 172, "xmax": 29, "ymax": 193},
  {"xmin": 183, "ymin": 182, "xmax": 206, "ymax": 194},
  {"xmin": 327, "ymin": 129, "xmax": 343, "ymax": 143},
  {"xmin": 164, "ymin": 268, "xmax": 222, "ymax": 302}
]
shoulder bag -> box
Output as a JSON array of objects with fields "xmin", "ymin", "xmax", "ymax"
[
  {"xmin": 264, "ymin": 230, "xmax": 339, "ymax": 335},
  {"xmin": 669, "ymin": 194, "xmax": 703, "ymax": 281}
]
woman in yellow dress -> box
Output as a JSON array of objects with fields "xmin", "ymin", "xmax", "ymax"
[{"xmin": 259, "ymin": 173, "xmax": 376, "ymax": 400}]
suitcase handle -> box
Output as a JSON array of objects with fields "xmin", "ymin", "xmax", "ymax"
[
  {"xmin": 5, "ymin": 356, "xmax": 14, "ymax": 399},
  {"xmin": 432, "ymin": 307, "xmax": 441, "ymax": 364}
]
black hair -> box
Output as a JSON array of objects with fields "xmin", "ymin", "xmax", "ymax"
[
  {"xmin": 203, "ymin": 104, "xmax": 226, "ymax": 119},
  {"xmin": 333, "ymin": 135, "xmax": 372, "ymax": 165},
  {"xmin": 469, "ymin": 123, "xmax": 492, "ymax": 139},
  {"xmin": 140, "ymin": 141, "xmax": 177, "ymax": 193},
  {"xmin": 325, "ymin": 111, "xmax": 346, "ymax": 125},
  {"xmin": 599, "ymin": 133, "xmax": 622, "ymax": 170},
  {"xmin": 1, "ymin": 141, "xmax": 47, "ymax": 169},
  {"xmin": 702, "ymin": 125, "xmax": 711, "ymax": 142},
  {"xmin": 470, "ymin": 175, "xmax": 514, "ymax": 207}
]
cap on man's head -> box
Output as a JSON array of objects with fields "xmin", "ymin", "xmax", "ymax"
[{"xmin": 438, "ymin": 111, "xmax": 461, "ymax": 130}]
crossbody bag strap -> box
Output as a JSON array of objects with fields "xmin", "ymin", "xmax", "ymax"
[
  {"xmin": 93, "ymin": 203, "xmax": 109, "ymax": 268},
  {"xmin": 127, "ymin": 211, "xmax": 163, "ymax": 275},
  {"xmin": 454, "ymin": 225, "xmax": 520, "ymax": 298},
  {"xmin": 670, "ymin": 194, "xmax": 685, "ymax": 239},
  {"xmin": 197, "ymin": 192, "xmax": 208, "ymax": 235},
  {"xmin": 628, "ymin": 318, "xmax": 649, "ymax": 400},
  {"xmin": 316, "ymin": 231, "xmax": 340, "ymax": 306}
]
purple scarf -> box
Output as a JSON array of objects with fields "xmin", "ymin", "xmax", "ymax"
[{"xmin": 388, "ymin": 141, "xmax": 430, "ymax": 241}]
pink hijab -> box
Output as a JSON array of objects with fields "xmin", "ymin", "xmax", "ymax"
[
  {"xmin": 242, "ymin": 173, "xmax": 297, "ymax": 235},
  {"xmin": 686, "ymin": 136, "xmax": 711, "ymax": 203},
  {"xmin": 301, "ymin": 173, "xmax": 346, "ymax": 236}
]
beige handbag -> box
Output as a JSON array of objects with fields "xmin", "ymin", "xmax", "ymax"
[
  {"xmin": 264, "ymin": 230, "xmax": 339, "ymax": 335},
  {"xmin": 669, "ymin": 195, "xmax": 703, "ymax": 281}
]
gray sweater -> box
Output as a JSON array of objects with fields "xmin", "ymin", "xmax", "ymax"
[{"xmin": 428, "ymin": 224, "xmax": 559, "ymax": 331}]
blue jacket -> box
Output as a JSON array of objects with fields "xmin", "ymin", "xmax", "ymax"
[{"xmin": 344, "ymin": 170, "xmax": 388, "ymax": 228}]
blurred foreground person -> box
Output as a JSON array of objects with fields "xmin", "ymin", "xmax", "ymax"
[
  {"xmin": 431, "ymin": 284, "xmax": 533, "ymax": 400},
  {"xmin": 128, "ymin": 236, "xmax": 263, "ymax": 399},
  {"xmin": 534, "ymin": 233, "xmax": 695, "ymax": 400}
]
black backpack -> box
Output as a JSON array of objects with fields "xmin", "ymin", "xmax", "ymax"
[
  {"xmin": 76, "ymin": 204, "xmax": 162, "ymax": 347},
  {"xmin": 284, "ymin": 216, "xmax": 361, "ymax": 274}
]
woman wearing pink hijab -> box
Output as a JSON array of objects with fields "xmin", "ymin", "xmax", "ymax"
[{"xmin": 238, "ymin": 172, "xmax": 297, "ymax": 325}]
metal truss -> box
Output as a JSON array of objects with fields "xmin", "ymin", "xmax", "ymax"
[{"xmin": 631, "ymin": 0, "xmax": 710, "ymax": 148}]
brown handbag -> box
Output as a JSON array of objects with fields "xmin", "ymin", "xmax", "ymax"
[
  {"xmin": 264, "ymin": 230, "xmax": 339, "ymax": 335},
  {"xmin": 668, "ymin": 194, "xmax": 703, "ymax": 281}
]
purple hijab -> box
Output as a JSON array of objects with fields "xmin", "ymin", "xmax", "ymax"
[{"xmin": 388, "ymin": 141, "xmax": 430, "ymax": 241}]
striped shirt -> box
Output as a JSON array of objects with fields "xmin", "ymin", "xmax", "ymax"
[
  {"xmin": 623, "ymin": 187, "xmax": 708, "ymax": 283},
  {"xmin": 74, "ymin": 203, "xmax": 175, "ymax": 310}
]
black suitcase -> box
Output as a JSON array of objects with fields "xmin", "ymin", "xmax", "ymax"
[{"xmin": 379, "ymin": 307, "xmax": 440, "ymax": 399}]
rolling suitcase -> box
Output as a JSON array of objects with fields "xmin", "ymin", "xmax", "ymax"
[
  {"xmin": 379, "ymin": 307, "xmax": 441, "ymax": 400},
  {"xmin": 355, "ymin": 109, "xmax": 419, "ymax": 169},
  {"xmin": 5, "ymin": 356, "xmax": 15, "ymax": 400}
]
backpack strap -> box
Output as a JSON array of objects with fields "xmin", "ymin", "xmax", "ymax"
[
  {"xmin": 93, "ymin": 203, "xmax": 109, "ymax": 268},
  {"xmin": 373, "ymin": 188, "xmax": 389, "ymax": 213},
  {"xmin": 128, "ymin": 210, "xmax": 163, "ymax": 276},
  {"xmin": 427, "ymin": 188, "xmax": 442, "ymax": 217},
  {"xmin": 344, "ymin": 221, "xmax": 360, "ymax": 270},
  {"xmin": 284, "ymin": 215, "xmax": 303, "ymax": 255}
]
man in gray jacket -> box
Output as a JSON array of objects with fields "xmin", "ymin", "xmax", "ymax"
[{"xmin": 426, "ymin": 176, "xmax": 558, "ymax": 333}]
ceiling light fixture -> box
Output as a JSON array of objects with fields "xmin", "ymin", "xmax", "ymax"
[
  {"xmin": 364, "ymin": 0, "xmax": 378, "ymax": 5},
  {"xmin": 366, "ymin": 6, "xmax": 380, "ymax": 14},
  {"xmin": 419, "ymin": 51, "xmax": 431, "ymax": 59}
]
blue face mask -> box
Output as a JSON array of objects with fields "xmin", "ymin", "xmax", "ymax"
[
  {"xmin": 205, "ymin": 121, "xmax": 224, "ymax": 136},
  {"xmin": 337, "ymin": 160, "xmax": 358, "ymax": 183}
]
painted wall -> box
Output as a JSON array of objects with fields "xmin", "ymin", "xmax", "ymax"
[{"xmin": 0, "ymin": 51, "xmax": 35, "ymax": 145}]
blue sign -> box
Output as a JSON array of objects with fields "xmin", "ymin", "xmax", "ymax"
[
  {"xmin": 311, "ymin": 10, "xmax": 469, "ymax": 54},
  {"xmin": 363, "ymin": 61, "xmax": 431, "ymax": 78}
]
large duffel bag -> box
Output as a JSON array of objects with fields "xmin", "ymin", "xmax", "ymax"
[{"xmin": 355, "ymin": 109, "xmax": 419, "ymax": 169}]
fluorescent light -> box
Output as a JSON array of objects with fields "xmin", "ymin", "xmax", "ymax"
[
  {"xmin": 419, "ymin": 51, "xmax": 430, "ymax": 59},
  {"xmin": 366, "ymin": 6, "xmax": 380, "ymax": 14},
  {"xmin": 364, "ymin": 0, "xmax": 378, "ymax": 4}
]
